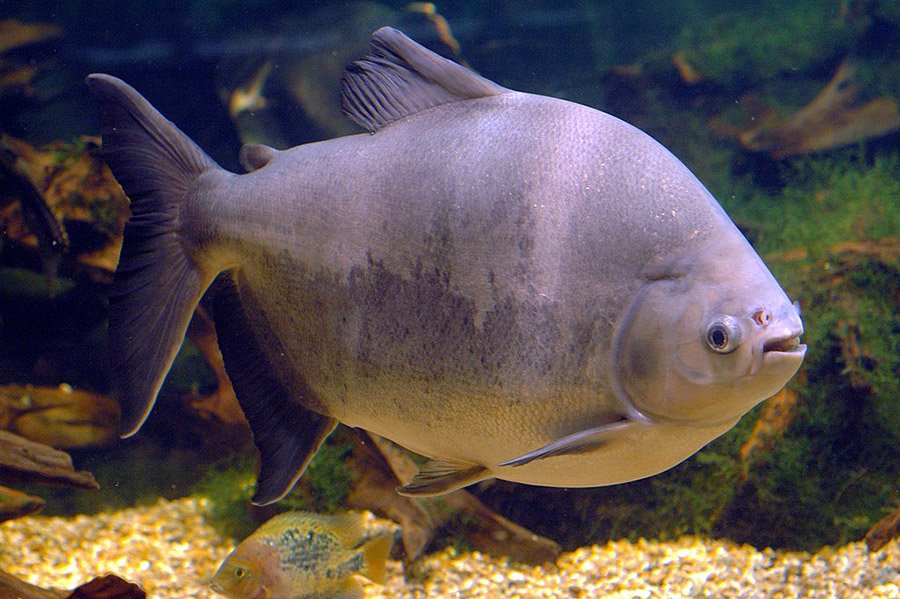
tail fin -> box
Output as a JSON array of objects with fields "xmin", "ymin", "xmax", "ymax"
[
  {"xmin": 86, "ymin": 74, "xmax": 221, "ymax": 436},
  {"xmin": 359, "ymin": 534, "xmax": 393, "ymax": 585}
]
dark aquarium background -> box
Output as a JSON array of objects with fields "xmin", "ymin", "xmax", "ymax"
[{"xmin": 1, "ymin": 0, "xmax": 897, "ymax": 557}]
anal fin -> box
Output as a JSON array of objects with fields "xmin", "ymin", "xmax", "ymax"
[
  {"xmin": 499, "ymin": 420, "xmax": 638, "ymax": 468},
  {"xmin": 209, "ymin": 273, "xmax": 337, "ymax": 505},
  {"xmin": 396, "ymin": 458, "xmax": 488, "ymax": 497}
]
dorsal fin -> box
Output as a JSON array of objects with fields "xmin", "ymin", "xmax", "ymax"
[
  {"xmin": 340, "ymin": 26, "xmax": 507, "ymax": 133},
  {"xmin": 239, "ymin": 143, "xmax": 278, "ymax": 172}
]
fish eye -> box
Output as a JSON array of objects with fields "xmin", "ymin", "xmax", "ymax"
[
  {"xmin": 706, "ymin": 316, "xmax": 742, "ymax": 354},
  {"xmin": 233, "ymin": 567, "xmax": 247, "ymax": 579}
]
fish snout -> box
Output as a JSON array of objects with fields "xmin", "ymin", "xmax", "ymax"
[{"xmin": 760, "ymin": 300, "xmax": 806, "ymax": 357}]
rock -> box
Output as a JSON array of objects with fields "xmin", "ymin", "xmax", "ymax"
[
  {"xmin": 67, "ymin": 574, "xmax": 146, "ymax": 599},
  {"xmin": 353, "ymin": 432, "xmax": 561, "ymax": 565}
]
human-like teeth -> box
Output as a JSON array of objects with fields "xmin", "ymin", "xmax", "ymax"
[{"xmin": 764, "ymin": 335, "xmax": 802, "ymax": 353}]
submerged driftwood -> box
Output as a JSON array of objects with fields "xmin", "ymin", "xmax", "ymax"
[
  {"xmin": 0, "ymin": 569, "xmax": 66, "ymax": 599},
  {"xmin": 0, "ymin": 569, "xmax": 145, "ymax": 599},
  {"xmin": 0, "ymin": 483, "xmax": 44, "ymax": 521},
  {"xmin": 0, "ymin": 429, "xmax": 98, "ymax": 491},
  {"xmin": 736, "ymin": 387, "xmax": 801, "ymax": 480},
  {"xmin": 739, "ymin": 60, "xmax": 900, "ymax": 158},
  {"xmin": 183, "ymin": 306, "xmax": 253, "ymax": 447},
  {"xmin": 0, "ymin": 384, "xmax": 119, "ymax": 449},
  {"xmin": 0, "ymin": 134, "xmax": 128, "ymax": 283},
  {"xmin": 352, "ymin": 432, "xmax": 562, "ymax": 564},
  {"xmin": 865, "ymin": 505, "xmax": 900, "ymax": 552}
]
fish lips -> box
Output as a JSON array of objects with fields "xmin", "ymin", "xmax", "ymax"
[
  {"xmin": 763, "ymin": 332, "xmax": 806, "ymax": 355},
  {"xmin": 744, "ymin": 322, "xmax": 805, "ymax": 379},
  {"xmin": 759, "ymin": 328, "xmax": 807, "ymax": 375}
]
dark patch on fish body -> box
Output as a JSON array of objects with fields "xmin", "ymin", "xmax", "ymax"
[
  {"xmin": 278, "ymin": 527, "xmax": 344, "ymax": 575},
  {"xmin": 221, "ymin": 96, "xmax": 712, "ymax": 428}
]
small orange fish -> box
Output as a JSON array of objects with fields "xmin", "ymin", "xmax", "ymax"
[{"xmin": 210, "ymin": 511, "xmax": 392, "ymax": 599}]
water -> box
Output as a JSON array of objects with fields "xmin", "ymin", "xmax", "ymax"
[{"xmin": 0, "ymin": 1, "xmax": 897, "ymax": 595}]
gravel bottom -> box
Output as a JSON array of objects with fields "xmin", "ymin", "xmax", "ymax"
[{"xmin": 0, "ymin": 496, "xmax": 897, "ymax": 598}]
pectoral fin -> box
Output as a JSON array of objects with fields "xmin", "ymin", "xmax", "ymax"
[
  {"xmin": 500, "ymin": 420, "xmax": 637, "ymax": 468},
  {"xmin": 396, "ymin": 458, "xmax": 489, "ymax": 497}
]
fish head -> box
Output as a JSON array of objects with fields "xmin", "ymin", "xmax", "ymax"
[
  {"xmin": 612, "ymin": 233, "xmax": 806, "ymax": 426},
  {"xmin": 209, "ymin": 544, "xmax": 270, "ymax": 599}
]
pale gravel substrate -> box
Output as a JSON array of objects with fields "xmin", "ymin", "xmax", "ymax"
[{"xmin": 0, "ymin": 496, "xmax": 897, "ymax": 598}]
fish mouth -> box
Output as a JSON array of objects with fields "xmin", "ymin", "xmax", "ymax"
[{"xmin": 763, "ymin": 333, "xmax": 806, "ymax": 354}]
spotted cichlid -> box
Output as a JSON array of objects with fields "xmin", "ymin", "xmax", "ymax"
[
  {"xmin": 210, "ymin": 511, "xmax": 392, "ymax": 599},
  {"xmin": 86, "ymin": 27, "xmax": 805, "ymax": 505}
]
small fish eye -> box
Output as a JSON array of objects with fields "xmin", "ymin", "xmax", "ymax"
[
  {"xmin": 706, "ymin": 316, "xmax": 741, "ymax": 354},
  {"xmin": 233, "ymin": 567, "xmax": 246, "ymax": 578}
]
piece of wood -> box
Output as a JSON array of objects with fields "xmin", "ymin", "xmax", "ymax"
[
  {"xmin": 0, "ymin": 568, "xmax": 66, "ymax": 599},
  {"xmin": 0, "ymin": 384, "xmax": 119, "ymax": 449},
  {"xmin": 346, "ymin": 436, "xmax": 435, "ymax": 561},
  {"xmin": 363, "ymin": 432, "xmax": 561, "ymax": 564},
  {"xmin": 865, "ymin": 505, "xmax": 900, "ymax": 552},
  {"xmin": 739, "ymin": 60, "xmax": 900, "ymax": 158},
  {"xmin": 0, "ymin": 569, "xmax": 146, "ymax": 599},
  {"xmin": 67, "ymin": 574, "xmax": 146, "ymax": 599},
  {"xmin": 737, "ymin": 387, "xmax": 801, "ymax": 480},
  {"xmin": 0, "ymin": 483, "xmax": 44, "ymax": 522},
  {"xmin": 0, "ymin": 430, "xmax": 98, "ymax": 489}
]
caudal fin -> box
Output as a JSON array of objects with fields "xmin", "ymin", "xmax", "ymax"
[{"xmin": 86, "ymin": 74, "xmax": 221, "ymax": 436}]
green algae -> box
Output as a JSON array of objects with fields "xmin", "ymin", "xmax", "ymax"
[
  {"xmin": 675, "ymin": 2, "xmax": 856, "ymax": 90},
  {"xmin": 723, "ymin": 152, "xmax": 900, "ymax": 261},
  {"xmin": 190, "ymin": 447, "xmax": 258, "ymax": 539},
  {"xmin": 192, "ymin": 436, "xmax": 354, "ymax": 540}
]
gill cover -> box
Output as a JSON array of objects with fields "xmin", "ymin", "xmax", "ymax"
[{"xmin": 611, "ymin": 266, "xmax": 802, "ymax": 427}]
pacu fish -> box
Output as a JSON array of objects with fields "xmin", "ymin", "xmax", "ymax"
[
  {"xmin": 87, "ymin": 27, "xmax": 806, "ymax": 505},
  {"xmin": 209, "ymin": 511, "xmax": 391, "ymax": 599}
]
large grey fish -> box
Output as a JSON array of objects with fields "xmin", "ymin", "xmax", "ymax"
[{"xmin": 86, "ymin": 27, "xmax": 806, "ymax": 505}]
